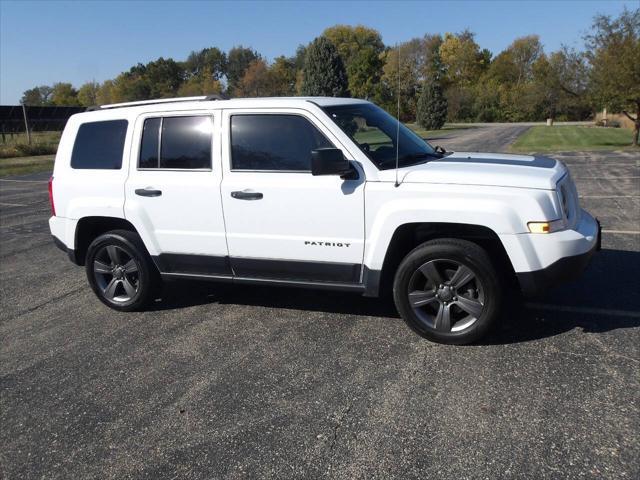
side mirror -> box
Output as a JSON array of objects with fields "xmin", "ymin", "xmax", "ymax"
[{"xmin": 311, "ymin": 148, "xmax": 352, "ymax": 177}]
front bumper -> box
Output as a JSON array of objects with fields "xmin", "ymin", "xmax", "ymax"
[{"xmin": 517, "ymin": 215, "xmax": 601, "ymax": 297}]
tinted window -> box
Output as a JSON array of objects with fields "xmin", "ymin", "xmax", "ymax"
[
  {"xmin": 71, "ymin": 120, "xmax": 128, "ymax": 169},
  {"xmin": 139, "ymin": 118, "xmax": 161, "ymax": 168},
  {"xmin": 231, "ymin": 115, "xmax": 332, "ymax": 171},
  {"xmin": 161, "ymin": 116, "xmax": 212, "ymax": 169}
]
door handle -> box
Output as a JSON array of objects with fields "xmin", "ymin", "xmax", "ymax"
[
  {"xmin": 231, "ymin": 190, "xmax": 263, "ymax": 200},
  {"xmin": 135, "ymin": 188, "xmax": 162, "ymax": 197}
]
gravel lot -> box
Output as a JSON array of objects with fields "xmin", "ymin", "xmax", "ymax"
[{"xmin": 1, "ymin": 125, "xmax": 638, "ymax": 479}]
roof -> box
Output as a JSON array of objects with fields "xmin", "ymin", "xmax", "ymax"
[{"xmin": 95, "ymin": 96, "xmax": 370, "ymax": 111}]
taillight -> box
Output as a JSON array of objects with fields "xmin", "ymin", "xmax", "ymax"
[{"xmin": 48, "ymin": 176, "xmax": 56, "ymax": 216}]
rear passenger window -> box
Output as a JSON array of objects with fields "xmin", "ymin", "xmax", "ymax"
[
  {"xmin": 231, "ymin": 115, "xmax": 333, "ymax": 171},
  {"xmin": 138, "ymin": 116, "xmax": 212, "ymax": 169},
  {"xmin": 71, "ymin": 120, "xmax": 128, "ymax": 170}
]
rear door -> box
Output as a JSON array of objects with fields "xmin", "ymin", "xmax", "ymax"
[
  {"xmin": 220, "ymin": 108, "xmax": 365, "ymax": 284},
  {"xmin": 124, "ymin": 111, "xmax": 230, "ymax": 276}
]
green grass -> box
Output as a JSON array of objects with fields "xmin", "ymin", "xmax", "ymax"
[
  {"xmin": 510, "ymin": 126, "xmax": 635, "ymax": 153},
  {"xmin": 0, "ymin": 155, "xmax": 54, "ymax": 177},
  {"xmin": 0, "ymin": 131, "xmax": 61, "ymax": 159},
  {"xmin": 408, "ymin": 123, "xmax": 474, "ymax": 141}
]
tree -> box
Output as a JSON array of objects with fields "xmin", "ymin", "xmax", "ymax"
[
  {"xmin": 585, "ymin": 7, "xmax": 640, "ymax": 145},
  {"xmin": 379, "ymin": 35, "xmax": 443, "ymax": 120},
  {"xmin": 323, "ymin": 25, "xmax": 385, "ymax": 98},
  {"xmin": 177, "ymin": 67, "xmax": 223, "ymax": 96},
  {"xmin": 417, "ymin": 72, "xmax": 448, "ymax": 129},
  {"xmin": 439, "ymin": 30, "xmax": 485, "ymax": 86},
  {"xmin": 184, "ymin": 47, "xmax": 226, "ymax": 80},
  {"xmin": 143, "ymin": 57, "xmax": 184, "ymax": 98},
  {"xmin": 269, "ymin": 56, "xmax": 297, "ymax": 96},
  {"xmin": 300, "ymin": 36, "xmax": 349, "ymax": 97},
  {"xmin": 226, "ymin": 46, "xmax": 260, "ymax": 95},
  {"xmin": 77, "ymin": 81, "xmax": 100, "ymax": 106},
  {"xmin": 96, "ymin": 80, "xmax": 116, "ymax": 105},
  {"xmin": 235, "ymin": 59, "xmax": 271, "ymax": 97},
  {"xmin": 51, "ymin": 83, "xmax": 79, "ymax": 106},
  {"xmin": 532, "ymin": 48, "xmax": 590, "ymax": 121},
  {"xmin": 21, "ymin": 85, "xmax": 53, "ymax": 105}
]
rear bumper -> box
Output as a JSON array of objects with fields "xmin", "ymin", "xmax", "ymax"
[
  {"xmin": 517, "ymin": 216, "xmax": 601, "ymax": 297},
  {"xmin": 49, "ymin": 216, "xmax": 79, "ymax": 264}
]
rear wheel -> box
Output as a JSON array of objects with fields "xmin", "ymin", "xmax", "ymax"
[
  {"xmin": 85, "ymin": 230, "xmax": 159, "ymax": 311},
  {"xmin": 393, "ymin": 238, "xmax": 501, "ymax": 344}
]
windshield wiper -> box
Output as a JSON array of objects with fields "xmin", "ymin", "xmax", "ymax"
[{"xmin": 398, "ymin": 151, "xmax": 441, "ymax": 164}]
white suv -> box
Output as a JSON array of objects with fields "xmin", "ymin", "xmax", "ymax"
[{"xmin": 49, "ymin": 96, "xmax": 600, "ymax": 344}]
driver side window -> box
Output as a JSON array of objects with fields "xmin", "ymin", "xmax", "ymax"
[{"xmin": 230, "ymin": 114, "xmax": 333, "ymax": 171}]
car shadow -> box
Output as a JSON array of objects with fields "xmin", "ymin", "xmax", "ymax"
[{"xmin": 150, "ymin": 249, "xmax": 640, "ymax": 344}]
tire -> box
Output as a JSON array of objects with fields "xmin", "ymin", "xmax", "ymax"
[
  {"xmin": 393, "ymin": 238, "xmax": 502, "ymax": 344},
  {"xmin": 85, "ymin": 229, "xmax": 160, "ymax": 311}
]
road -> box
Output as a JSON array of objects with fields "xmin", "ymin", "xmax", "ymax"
[
  {"xmin": 1, "ymin": 131, "xmax": 639, "ymax": 478},
  {"xmin": 431, "ymin": 123, "xmax": 532, "ymax": 152}
]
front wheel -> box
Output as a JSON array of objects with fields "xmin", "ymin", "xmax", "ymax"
[
  {"xmin": 393, "ymin": 238, "xmax": 502, "ymax": 344},
  {"xmin": 85, "ymin": 230, "xmax": 160, "ymax": 311}
]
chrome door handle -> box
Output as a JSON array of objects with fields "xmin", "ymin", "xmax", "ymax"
[
  {"xmin": 135, "ymin": 188, "xmax": 162, "ymax": 197},
  {"xmin": 231, "ymin": 190, "xmax": 263, "ymax": 200}
]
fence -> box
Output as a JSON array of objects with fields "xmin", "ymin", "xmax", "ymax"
[{"xmin": 0, "ymin": 105, "xmax": 86, "ymax": 143}]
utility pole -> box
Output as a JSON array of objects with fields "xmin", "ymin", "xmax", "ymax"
[{"xmin": 22, "ymin": 104, "xmax": 32, "ymax": 145}]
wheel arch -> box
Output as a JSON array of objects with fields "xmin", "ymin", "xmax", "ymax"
[
  {"xmin": 365, "ymin": 222, "xmax": 517, "ymax": 297},
  {"xmin": 73, "ymin": 216, "xmax": 138, "ymax": 266}
]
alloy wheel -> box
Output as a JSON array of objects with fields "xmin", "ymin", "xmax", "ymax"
[
  {"xmin": 93, "ymin": 245, "xmax": 140, "ymax": 303},
  {"xmin": 407, "ymin": 259, "xmax": 485, "ymax": 333}
]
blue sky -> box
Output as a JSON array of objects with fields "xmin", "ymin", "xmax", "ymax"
[{"xmin": 0, "ymin": 0, "xmax": 635, "ymax": 103}]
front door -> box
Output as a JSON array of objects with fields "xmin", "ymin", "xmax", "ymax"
[{"xmin": 220, "ymin": 109, "xmax": 365, "ymax": 284}]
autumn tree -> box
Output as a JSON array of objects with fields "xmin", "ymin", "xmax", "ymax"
[
  {"xmin": 269, "ymin": 56, "xmax": 297, "ymax": 96},
  {"xmin": 235, "ymin": 59, "xmax": 271, "ymax": 97},
  {"xmin": 226, "ymin": 46, "xmax": 261, "ymax": 95},
  {"xmin": 51, "ymin": 83, "xmax": 79, "ymax": 106},
  {"xmin": 177, "ymin": 67, "xmax": 223, "ymax": 96},
  {"xmin": 439, "ymin": 30, "xmax": 486, "ymax": 86},
  {"xmin": 77, "ymin": 81, "xmax": 100, "ymax": 106},
  {"xmin": 585, "ymin": 7, "xmax": 640, "ymax": 145},
  {"xmin": 301, "ymin": 36, "xmax": 349, "ymax": 97}
]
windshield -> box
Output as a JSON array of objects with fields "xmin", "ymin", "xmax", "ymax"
[{"xmin": 323, "ymin": 103, "xmax": 440, "ymax": 170}]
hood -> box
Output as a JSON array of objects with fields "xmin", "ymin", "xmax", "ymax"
[{"xmin": 379, "ymin": 152, "xmax": 567, "ymax": 190}]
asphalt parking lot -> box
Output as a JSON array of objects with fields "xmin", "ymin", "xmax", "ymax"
[{"xmin": 1, "ymin": 128, "xmax": 639, "ymax": 479}]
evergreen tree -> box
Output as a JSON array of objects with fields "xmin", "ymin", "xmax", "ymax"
[
  {"xmin": 417, "ymin": 73, "xmax": 448, "ymax": 130},
  {"xmin": 301, "ymin": 37, "xmax": 349, "ymax": 97}
]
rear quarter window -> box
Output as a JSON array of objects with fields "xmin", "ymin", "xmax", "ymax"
[{"xmin": 71, "ymin": 120, "xmax": 128, "ymax": 169}]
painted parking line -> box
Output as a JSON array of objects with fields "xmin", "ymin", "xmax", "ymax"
[
  {"xmin": 0, "ymin": 179, "xmax": 48, "ymax": 183},
  {"xmin": 0, "ymin": 202, "xmax": 28, "ymax": 207},
  {"xmin": 579, "ymin": 195, "xmax": 639, "ymax": 199},
  {"xmin": 525, "ymin": 302, "xmax": 640, "ymax": 319},
  {"xmin": 602, "ymin": 229, "xmax": 640, "ymax": 235},
  {"xmin": 573, "ymin": 176, "xmax": 640, "ymax": 180}
]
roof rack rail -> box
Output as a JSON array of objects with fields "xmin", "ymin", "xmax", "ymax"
[
  {"xmin": 202, "ymin": 93, "xmax": 229, "ymax": 101},
  {"xmin": 90, "ymin": 95, "xmax": 229, "ymax": 111}
]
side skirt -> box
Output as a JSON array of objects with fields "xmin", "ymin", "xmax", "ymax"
[
  {"xmin": 152, "ymin": 253, "xmax": 379, "ymax": 295},
  {"xmin": 160, "ymin": 271, "xmax": 366, "ymax": 293}
]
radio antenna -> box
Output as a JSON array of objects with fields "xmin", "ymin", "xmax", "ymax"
[{"xmin": 394, "ymin": 43, "xmax": 401, "ymax": 187}]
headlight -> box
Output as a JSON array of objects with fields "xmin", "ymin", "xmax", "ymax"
[{"xmin": 528, "ymin": 219, "xmax": 567, "ymax": 234}]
